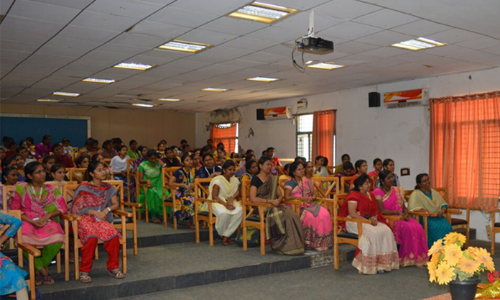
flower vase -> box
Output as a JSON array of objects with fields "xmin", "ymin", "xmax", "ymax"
[{"xmin": 449, "ymin": 276, "xmax": 480, "ymax": 300}]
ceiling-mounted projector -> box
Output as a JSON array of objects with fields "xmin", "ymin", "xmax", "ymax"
[{"xmin": 297, "ymin": 37, "xmax": 333, "ymax": 54}]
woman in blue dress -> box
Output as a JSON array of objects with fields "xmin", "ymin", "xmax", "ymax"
[{"xmin": 1, "ymin": 212, "xmax": 29, "ymax": 300}]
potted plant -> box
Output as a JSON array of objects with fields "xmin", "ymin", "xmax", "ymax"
[{"xmin": 428, "ymin": 232, "xmax": 495, "ymax": 300}]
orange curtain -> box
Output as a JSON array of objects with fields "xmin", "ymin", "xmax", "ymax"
[
  {"xmin": 312, "ymin": 110, "xmax": 335, "ymax": 165},
  {"xmin": 210, "ymin": 123, "xmax": 237, "ymax": 153},
  {"xmin": 430, "ymin": 91, "xmax": 500, "ymax": 209}
]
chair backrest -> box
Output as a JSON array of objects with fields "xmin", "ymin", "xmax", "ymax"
[
  {"xmin": 0, "ymin": 209, "xmax": 25, "ymax": 246},
  {"xmin": 313, "ymin": 177, "xmax": 340, "ymax": 198},
  {"xmin": 326, "ymin": 166, "xmax": 334, "ymax": 175},
  {"xmin": 194, "ymin": 178, "xmax": 212, "ymax": 199},
  {"xmin": 333, "ymin": 194, "xmax": 348, "ymax": 235},
  {"xmin": 103, "ymin": 180, "xmax": 124, "ymax": 203},
  {"xmin": 433, "ymin": 187, "xmax": 448, "ymax": 202},
  {"xmin": 103, "ymin": 158, "xmax": 112, "ymax": 164},
  {"xmin": 126, "ymin": 158, "xmax": 137, "ymax": 176},
  {"xmin": 68, "ymin": 168, "xmax": 87, "ymax": 183},
  {"xmin": 161, "ymin": 167, "xmax": 181, "ymax": 188},
  {"xmin": 62, "ymin": 183, "xmax": 79, "ymax": 205},
  {"xmin": 404, "ymin": 189, "xmax": 413, "ymax": 202},
  {"xmin": 2, "ymin": 185, "xmax": 15, "ymax": 211},
  {"xmin": 340, "ymin": 176, "xmax": 354, "ymax": 193},
  {"xmin": 279, "ymin": 158, "xmax": 294, "ymax": 163},
  {"xmin": 240, "ymin": 178, "xmax": 251, "ymax": 205}
]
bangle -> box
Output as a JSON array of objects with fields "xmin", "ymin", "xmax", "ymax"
[{"xmin": 107, "ymin": 207, "xmax": 112, "ymax": 213}]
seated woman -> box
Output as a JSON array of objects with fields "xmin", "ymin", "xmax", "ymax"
[
  {"xmin": 34, "ymin": 135, "xmax": 52, "ymax": 159},
  {"xmin": 129, "ymin": 146, "xmax": 149, "ymax": 203},
  {"xmin": 284, "ymin": 161, "xmax": 333, "ymax": 252},
  {"xmin": 11, "ymin": 161, "xmax": 68, "ymax": 285},
  {"xmin": 45, "ymin": 164, "xmax": 68, "ymax": 188},
  {"xmin": 98, "ymin": 140, "xmax": 117, "ymax": 159},
  {"xmin": 17, "ymin": 146, "xmax": 36, "ymax": 166},
  {"xmin": 162, "ymin": 146, "xmax": 181, "ymax": 167},
  {"xmin": 368, "ymin": 158, "xmax": 383, "ymax": 190},
  {"xmin": 408, "ymin": 173, "xmax": 452, "ymax": 248},
  {"xmin": 74, "ymin": 155, "xmax": 90, "ymax": 183},
  {"xmin": 42, "ymin": 155, "xmax": 56, "ymax": 181},
  {"xmin": 91, "ymin": 154, "xmax": 113, "ymax": 180},
  {"xmin": 138, "ymin": 150, "xmax": 166, "ymax": 224},
  {"xmin": 192, "ymin": 153, "xmax": 202, "ymax": 170},
  {"xmin": 71, "ymin": 161, "xmax": 126, "ymax": 282},
  {"xmin": 127, "ymin": 140, "xmax": 141, "ymax": 159},
  {"xmin": 53, "ymin": 143, "xmax": 74, "ymax": 168},
  {"xmin": 250, "ymin": 156, "xmax": 304, "ymax": 255},
  {"xmin": 314, "ymin": 156, "xmax": 329, "ymax": 177},
  {"xmin": 197, "ymin": 154, "xmax": 221, "ymax": 180},
  {"xmin": 169, "ymin": 155, "xmax": 197, "ymax": 228},
  {"xmin": 338, "ymin": 174, "xmax": 399, "ymax": 274},
  {"xmin": 0, "ymin": 212, "xmax": 29, "ymax": 300},
  {"xmin": 110, "ymin": 145, "xmax": 130, "ymax": 183},
  {"xmin": 207, "ymin": 160, "xmax": 242, "ymax": 246},
  {"xmin": 335, "ymin": 161, "xmax": 356, "ymax": 193},
  {"xmin": 373, "ymin": 170, "xmax": 428, "ymax": 267},
  {"xmin": 349, "ymin": 159, "xmax": 368, "ymax": 189},
  {"xmin": 2, "ymin": 154, "xmax": 25, "ymax": 182},
  {"xmin": 382, "ymin": 158, "xmax": 400, "ymax": 186},
  {"xmin": 0, "ymin": 166, "xmax": 19, "ymax": 209},
  {"xmin": 240, "ymin": 159, "xmax": 258, "ymax": 183}
]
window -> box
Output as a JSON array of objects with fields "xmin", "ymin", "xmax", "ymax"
[
  {"xmin": 210, "ymin": 123, "xmax": 239, "ymax": 153},
  {"xmin": 296, "ymin": 114, "xmax": 313, "ymax": 161}
]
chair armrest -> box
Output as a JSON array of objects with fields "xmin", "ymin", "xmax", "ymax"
[
  {"xmin": 194, "ymin": 198, "xmax": 217, "ymax": 203},
  {"xmin": 384, "ymin": 215, "xmax": 402, "ymax": 221},
  {"xmin": 113, "ymin": 210, "xmax": 133, "ymax": 218},
  {"xmin": 245, "ymin": 202, "xmax": 273, "ymax": 208},
  {"xmin": 486, "ymin": 208, "xmax": 500, "ymax": 214},
  {"xmin": 283, "ymin": 199, "xmax": 302, "ymax": 205},
  {"xmin": 18, "ymin": 243, "xmax": 41, "ymax": 257},
  {"xmin": 447, "ymin": 209, "xmax": 462, "ymax": 215},
  {"xmin": 409, "ymin": 211, "xmax": 438, "ymax": 217},
  {"xmin": 61, "ymin": 213, "xmax": 75, "ymax": 221},
  {"xmin": 122, "ymin": 202, "xmax": 142, "ymax": 208},
  {"xmin": 337, "ymin": 217, "xmax": 371, "ymax": 224}
]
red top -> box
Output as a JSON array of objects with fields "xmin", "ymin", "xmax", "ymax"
[
  {"xmin": 55, "ymin": 154, "xmax": 74, "ymax": 168},
  {"xmin": 338, "ymin": 191, "xmax": 385, "ymax": 231}
]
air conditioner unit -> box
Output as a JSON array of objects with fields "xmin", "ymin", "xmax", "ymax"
[
  {"xmin": 257, "ymin": 106, "xmax": 292, "ymax": 121},
  {"xmin": 384, "ymin": 89, "xmax": 429, "ymax": 108}
]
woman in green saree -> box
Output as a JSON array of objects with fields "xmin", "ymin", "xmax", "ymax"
[{"xmin": 138, "ymin": 150, "xmax": 168, "ymax": 223}]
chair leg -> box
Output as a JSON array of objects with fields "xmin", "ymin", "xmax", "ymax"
[
  {"xmin": 492, "ymin": 229, "xmax": 496, "ymax": 255},
  {"xmin": 28, "ymin": 254, "xmax": 36, "ymax": 300},
  {"xmin": 243, "ymin": 225, "xmax": 248, "ymax": 251},
  {"xmin": 334, "ymin": 241, "xmax": 339, "ymax": 269},
  {"xmin": 95, "ymin": 247, "xmax": 99, "ymax": 260},
  {"xmin": 260, "ymin": 224, "xmax": 266, "ymax": 255},
  {"xmin": 163, "ymin": 204, "xmax": 168, "ymax": 227},
  {"xmin": 122, "ymin": 241, "xmax": 127, "ymax": 274},
  {"xmin": 133, "ymin": 227, "xmax": 138, "ymax": 256},
  {"xmin": 465, "ymin": 225, "xmax": 470, "ymax": 248},
  {"xmin": 195, "ymin": 216, "xmax": 200, "ymax": 244},
  {"xmin": 56, "ymin": 252, "xmax": 61, "ymax": 273},
  {"xmin": 144, "ymin": 194, "xmax": 149, "ymax": 223},
  {"xmin": 74, "ymin": 244, "xmax": 80, "ymax": 280},
  {"xmin": 64, "ymin": 246, "xmax": 69, "ymax": 281},
  {"xmin": 208, "ymin": 221, "xmax": 213, "ymax": 247}
]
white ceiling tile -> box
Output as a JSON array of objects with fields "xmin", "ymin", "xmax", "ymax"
[
  {"xmin": 360, "ymin": 47, "xmax": 408, "ymax": 58},
  {"xmin": 456, "ymin": 37, "xmax": 500, "ymax": 50},
  {"xmin": 0, "ymin": 50, "xmax": 31, "ymax": 60},
  {"xmin": 0, "ymin": 40, "xmax": 39, "ymax": 53},
  {"xmin": 318, "ymin": 21, "xmax": 384, "ymax": 40},
  {"xmin": 335, "ymin": 41, "xmax": 381, "ymax": 54},
  {"xmin": 176, "ymin": 29, "xmax": 238, "ymax": 46},
  {"xmin": 110, "ymin": 32, "xmax": 166, "ymax": 48},
  {"xmin": 355, "ymin": 30, "xmax": 415, "ymax": 47},
  {"xmin": 87, "ymin": 0, "xmax": 164, "ymax": 19},
  {"xmin": 200, "ymin": 17, "xmax": 267, "ymax": 36},
  {"xmin": 314, "ymin": 0, "xmax": 382, "ymax": 20},
  {"xmin": 57, "ymin": 26, "xmax": 120, "ymax": 42},
  {"xmin": 1, "ymin": 0, "xmax": 14, "ymax": 15},
  {"xmin": 28, "ymin": 0, "xmax": 94, "ymax": 9},
  {"xmin": 1, "ymin": 16, "xmax": 64, "ymax": 42},
  {"xmin": 71, "ymin": 11, "xmax": 140, "ymax": 32},
  {"xmin": 352, "ymin": 9, "xmax": 419, "ymax": 29},
  {"xmin": 147, "ymin": 6, "xmax": 217, "ymax": 28},
  {"xmin": 240, "ymin": 52, "xmax": 284, "ymax": 64},
  {"xmin": 390, "ymin": 19, "xmax": 451, "ymax": 36},
  {"xmin": 170, "ymin": 0, "xmax": 248, "ymax": 16},
  {"xmin": 39, "ymin": 36, "xmax": 103, "ymax": 57},
  {"xmin": 222, "ymin": 37, "xmax": 277, "ymax": 51},
  {"xmin": 9, "ymin": 0, "xmax": 81, "ymax": 25},
  {"xmin": 95, "ymin": 43, "xmax": 150, "ymax": 56},
  {"xmin": 482, "ymin": 45, "xmax": 500, "ymax": 55},
  {"xmin": 274, "ymin": 11, "xmax": 343, "ymax": 32},
  {"xmin": 247, "ymin": 26, "xmax": 305, "ymax": 43},
  {"xmin": 127, "ymin": 21, "xmax": 191, "ymax": 41},
  {"xmin": 426, "ymin": 29, "xmax": 485, "ymax": 44}
]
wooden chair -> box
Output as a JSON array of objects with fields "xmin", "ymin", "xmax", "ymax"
[
  {"xmin": 161, "ymin": 167, "xmax": 181, "ymax": 228},
  {"xmin": 68, "ymin": 168, "xmax": 87, "ymax": 183},
  {"xmin": 279, "ymin": 177, "xmax": 301, "ymax": 217},
  {"xmin": 326, "ymin": 166, "xmax": 335, "ymax": 175},
  {"xmin": 487, "ymin": 207, "xmax": 500, "ymax": 255},
  {"xmin": 105, "ymin": 180, "xmax": 140, "ymax": 256},
  {"xmin": 240, "ymin": 178, "xmax": 273, "ymax": 255},
  {"xmin": 194, "ymin": 178, "xmax": 215, "ymax": 246},
  {"xmin": 434, "ymin": 187, "xmax": 472, "ymax": 247},
  {"xmin": 63, "ymin": 183, "xmax": 130, "ymax": 280},
  {"xmin": 0, "ymin": 210, "xmax": 41, "ymax": 300},
  {"xmin": 2, "ymin": 185, "xmax": 15, "ymax": 210},
  {"xmin": 340, "ymin": 176, "xmax": 354, "ymax": 194},
  {"xmin": 126, "ymin": 158, "xmax": 137, "ymax": 204},
  {"xmin": 313, "ymin": 177, "xmax": 340, "ymax": 198},
  {"xmin": 332, "ymin": 194, "xmax": 371, "ymax": 269}
]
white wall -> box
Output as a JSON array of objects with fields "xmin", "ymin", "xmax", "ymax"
[{"xmin": 196, "ymin": 66, "xmax": 500, "ymax": 241}]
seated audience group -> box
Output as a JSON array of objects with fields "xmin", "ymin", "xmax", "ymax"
[{"xmin": 0, "ymin": 134, "xmax": 457, "ymax": 297}]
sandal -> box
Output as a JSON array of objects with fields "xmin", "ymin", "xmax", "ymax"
[
  {"xmin": 79, "ymin": 272, "xmax": 92, "ymax": 283},
  {"xmin": 35, "ymin": 274, "xmax": 43, "ymax": 286},
  {"xmin": 109, "ymin": 269, "xmax": 126, "ymax": 279},
  {"xmin": 42, "ymin": 275, "xmax": 55, "ymax": 285}
]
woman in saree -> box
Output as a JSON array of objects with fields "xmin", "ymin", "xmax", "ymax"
[
  {"xmin": 408, "ymin": 173, "xmax": 452, "ymax": 248},
  {"xmin": 373, "ymin": 170, "xmax": 428, "ymax": 267},
  {"xmin": 74, "ymin": 155, "xmax": 90, "ymax": 183},
  {"xmin": 207, "ymin": 160, "xmax": 242, "ymax": 246},
  {"xmin": 349, "ymin": 159, "xmax": 368, "ymax": 190},
  {"xmin": 169, "ymin": 154, "xmax": 197, "ymax": 229},
  {"xmin": 338, "ymin": 173, "xmax": 399, "ymax": 274},
  {"xmin": 284, "ymin": 161, "xmax": 332, "ymax": 251},
  {"xmin": 11, "ymin": 161, "xmax": 68, "ymax": 285},
  {"xmin": 249, "ymin": 156, "xmax": 304, "ymax": 255},
  {"xmin": 240, "ymin": 159, "xmax": 258, "ymax": 183},
  {"xmin": 0, "ymin": 212, "xmax": 29, "ymax": 300},
  {"xmin": 129, "ymin": 146, "xmax": 149, "ymax": 202},
  {"xmin": 0, "ymin": 166, "xmax": 19, "ymax": 209},
  {"xmin": 196, "ymin": 153, "xmax": 221, "ymax": 180},
  {"xmin": 71, "ymin": 161, "xmax": 125, "ymax": 282},
  {"xmin": 138, "ymin": 150, "xmax": 166, "ymax": 224},
  {"xmin": 383, "ymin": 158, "xmax": 400, "ymax": 186},
  {"xmin": 314, "ymin": 156, "xmax": 329, "ymax": 177}
]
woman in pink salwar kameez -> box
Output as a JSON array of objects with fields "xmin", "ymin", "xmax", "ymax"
[
  {"xmin": 284, "ymin": 161, "xmax": 332, "ymax": 251},
  {"xmin": 373, "ymin": 170, "xmax": 428, "ymax": 267}
]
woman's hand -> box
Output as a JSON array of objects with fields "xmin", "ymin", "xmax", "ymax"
[
  {"xmin": 94, "ymin": 210, "xmax": 107, "ymax": 221},
  {"xmin": 224, "ymin": 203, "xmax": 236, "ymax": 211},
  {"xmin": 146, "ymin": 179, "xmax": 152, "ymax": 187},
  {"xmin": 269, "ymin": 199, "xmax": 281, "ymax": 207},
  {"xmin": 32, "ymin": 219, "xmax": 46, "ymax": 227},
  {"xmin": 370, "ymin": 216, "xmax": 378, "ymax": 226},
  {"xmin": 400, "ymin": 211, "xmax": 409, "ymax": 221},
  {"xmin": 303, "ymin": 196, "xmax": 313, "ymax": 203},
  {"xmin": 436, "ymin": 209, "xmax": 446, "ymax": 217}
]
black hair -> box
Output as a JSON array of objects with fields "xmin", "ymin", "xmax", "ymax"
[
  {"xmin": 180, "ymin": 154, "xmax": 191, "ymax": 163},
  {"xmin": 217, "ymin": 142, "xmax": 224, "ymax": 149},
  {"xmin": 117, "ymin": 145, "xmax": 128, "ymax": 152},
  {"xmin": 323, "ymin": 157, "xmax": 329, "ymax": 167},
  {"xmin": 341, "ymin": 153, "xmax": 350, "ymax": 161},
  {"xmin": 378, "ymin": 169, "xmax": 392, "ymax": 187},
  {"xmin": 129, "ymin": 140, "xmax": 137, "ymax": 146},
  {"xmin": 53, "ymin": 143, "xmax": 63, "ymax": 150},
  {"xmin": 221, "ymin": 160, "xmax": 236, "ymax": 172},
  {"xmin": 314, "ymin": 156, "xmax": 324, "ymax": 164},
  {"xmin": 202, "ymin": 153, "xmax": 214, "ymax": 162},
  {"xmin": 138, "ymin": 146, "xmax": 148, "ymax": 153},
  {"xmin": 75, "ymin": 155, "xmax": 90, "ymax": 167},
  {"xmin": 26, "ymin": 137, "xmax": 34, "ymax": 144},
  {"xmin": 85, "ymin": 138, "xmax": 95, "ymax": 147},
  {"xmin": 146, "ymin": 149, "xmax": 158, "ymax": 158},
  {"xmin": 373, "ymin": 158, "xmax": 382, "ymax": 165},
  {"xmin": 200, "ymin": 145, "xmax": 211, "ymax": 155},
  {"xmin": 102, "ymin": 140, "xmax": 112, "ymax": 149},
  {"xmin": 245, "ymin": 149, "xmax": 254, "ymax": 155},
  {"xmin": 42, "ymin": 155, "xmax": 56, "ymax": 165},
  {"xmin": 354, "ymin": 159, "xmax": 367, "ymax": 174},
  {"xmin": 113, "ymin": 138, "xmax": 123, "ymax": 144},
  {"xmin": 24, "ymin": 161, "xmax": 43, "ymax": 183},
  {"xmin": 352, "ymin": 173, "xmax": 371, "ymax": 192},
  {"xmin": 261, "ymin": 150, "xmax": 267, "ymax": 156},
  {"xmin": 245, "ymin": 159, "xmax": 257, "ymax": 172},
  {"xmin": 91, "ymin": 153, "xmax": 101, "ymax": 162},
  {"xmin": 182, "ymin": 144, "xmax": 190, "ymax": 150},
  {"xmin": 1, "ymin": 165, "xmax": 18, "ymax": 184},
  {"xmin": 16, "ymin": 146, "xmax": 28, "ymax": 154},
  {"xmin": 383, "ymin": 158, "xmax": 394, "ymax": 168},
  {"xmin": 157, "ymin": 141, "xmax": 166, "ymax": 148},
  {"xmin": 415, "ymin": 173, "xmax": 429, "ymax": 190},
  {"xmin": 180, "ymin": 139, "xmax": 188, "ymax": 144},
  {"xmin": 284, "ymin": 163, "xmax": 291, "ymax": 174},
  {"xmin": 288, "ymin": 161, "xmax": 303, "ymax": 177},
  {"xmin": 62, "ymin": 138, "xmax": 70, "ymax": 143},
  {"xmin": 257, "ymin": 155, "xmax": 272, "ymax": 174},
  {"xmin": 343, "ymin": 161, "xmax": 354, "ymax": 171},
  {"xmin": 294, "ymin": 156, "xmax": 306, "ymax": 163},
  {"xmin": 84, "ymin": 161, "xmax": 103, "ymax": 181},
  {"xmin": 217, "ymin": 148, "xmax": 226, "ymax": 155},
  {"xmin": 50, "ymin": 163, "xmax": 65, "ymax": 174},
  {"xmin": 42, "ymin": 135, "xmax": 51, "ymax": 143},
  {"xmin": 266, "ymin": 147, "xmax": 275, "ymax": 151}
]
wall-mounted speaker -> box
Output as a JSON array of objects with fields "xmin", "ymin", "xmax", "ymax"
[
  {"xmin": 256, "ymin": 108, "xmax": 265, "ymax": 120},
  {"xmin": 369, "ymin": 92, "xmax": 380, "ymax": 107}
]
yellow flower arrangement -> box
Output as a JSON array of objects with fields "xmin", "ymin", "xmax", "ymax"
[{"xmin": 428, "ymin": 232, "xmax": 495, "ymax": 285}]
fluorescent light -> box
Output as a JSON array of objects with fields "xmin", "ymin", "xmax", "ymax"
[
  {"xmin": 52, "ymin": 91, "xmax": 80, "ymax": 97},
  {"xmin": 202, "ymin": 88, "xmax": 229, "ymax": 92},
  {"xmin": 228, "ymin": 2, "xmax": 298, "ymax": 24},
  {"xmin": 391, "ymin": 37, "xmax": 447, "ymax": 51},
  {"xmin": 307, "ymin": 62, "xmax": 345, "ymax": 70},
  {"xmin": 113, "ymin": 62, "xmax": 154, "ymax": 71},
  {"xmin": 158, "ymin": 98, "xmax": 181, "ymax": 102},
  {"xmin": 82, "ymin": 78, "xmax": 116, "ymax": 84},
  {"xmin": 158, "ymin": 40, "xmax": 211, "ymax": 53},
  {"xmin": 37, "ymin": 99, "xmax": 61, "ymax": 103},
  {"xmin": 132, "ymin": 103, "xmax": 154, "ymax": 108},
  {"xmin": 306, "ymin": 60, "xmax": 313, "ymax": 64},
  {"xmin": 246, "ymin": 77, "xmax": 280, "ymax": 82}
]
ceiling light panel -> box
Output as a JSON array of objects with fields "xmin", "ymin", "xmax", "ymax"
[
  {"xmin": 158, "ymin": 40, "xmax": 211, "ymax": 53},
  {"xmin": 246, "ymin": 77, "xmax": 280, "ymax": 82},
  {"xmin": 228, "ymin": 2, "xmax": 298, "ymax": 24},
  {"xmin": 391, "ymin": 37, "xmax": 447, "ymax": 51},
  {"xmin": 202, "ymin": 88, "xmax": 229, "ymax": 92},
  {"xmin": 158, "ymin": 98, "xmax": 182, "ymax": 102},
  {"xmin": 37, "ymin": 99, "xmax": 61, "ymax": 102},
  {"xmin": 82, "ymin": 78, "xmax": 116, "ymax": 84},
  {"xmin": 306, "ymin": 62, "xmax": 345, "ymax": 70},
  {"xmin": 52, "ymin": 91, "xmax": 80, "ymax": 97},
  {"xmin": 132, "ymin": 103, "xmax": 154, "ymax": 108},
  {"xmin": 113, "ymin": 62, "xmax": 155, "ymax": 70}
]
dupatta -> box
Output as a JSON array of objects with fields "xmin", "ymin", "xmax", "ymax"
[
  {"xmin": 408, "ymin": 189, "xmax": 448, "ymax": 213},
  {"xmin": 71, "ymin": 182, "xmax": 117, "ymax": 223}
]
